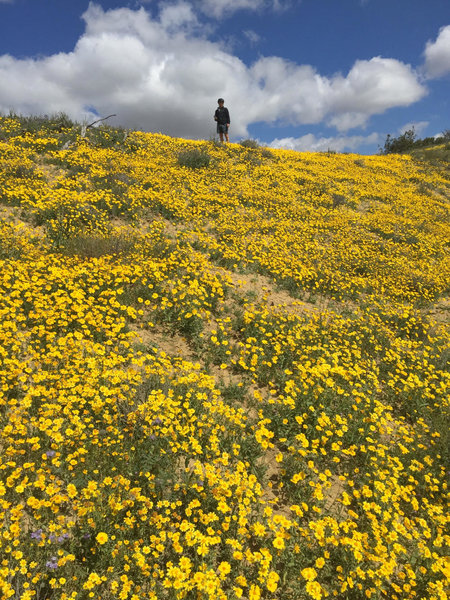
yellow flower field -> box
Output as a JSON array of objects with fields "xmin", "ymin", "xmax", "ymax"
[{"xmin": 0, "ymin": 115, "xmax": 449, "ymax": 599}]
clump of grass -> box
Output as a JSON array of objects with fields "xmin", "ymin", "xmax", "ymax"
[
  {"xmin": 59, "ymin": 231, "xmax": 139, "ymax": 259},
  {"xmin": 177, "ymin": 148, "xmax": 211, "ymax": 169}
]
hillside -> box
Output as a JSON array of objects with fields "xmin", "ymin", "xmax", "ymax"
[
  {"xmin": 0, "ymin": 115, "xmax": 449, "ymax": 600},
  {"xmin": 409, "ymin": 143, "xmax": 450, "ymax": 170}
]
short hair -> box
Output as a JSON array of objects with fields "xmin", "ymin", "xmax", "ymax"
[{"xmin": 217, "ymin": 98, "xmax": 224, "ymax": 103}]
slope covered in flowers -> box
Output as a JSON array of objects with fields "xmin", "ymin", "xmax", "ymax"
[{"xmin": 0, "ymin": 116, "xmax": 449, "ymax": 600}]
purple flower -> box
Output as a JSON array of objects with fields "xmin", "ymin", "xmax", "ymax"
[
  {"xmin": 31, "ymin": 529, "xmax": 43, "ymax": 541},
  {"xmin": 152, "ymin": 417, "xmax": 162, "ymax": 425},
  {"xmin": 46, "ymin": 557, "xmax": 58, "ymax": 570},
  {"xmin": 50, "ymin": 532, "xmax": 70, "ymax": 543},
  {"xmin": 45, "ymin": 450, "xmax": 56, "ymax": 458}
]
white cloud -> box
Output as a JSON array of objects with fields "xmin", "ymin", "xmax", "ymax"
[
  {"xmin": 424, "ymin": 25, "xmax": 450, "ymax": 78},
  {"xmin": 194, "ymin": 0, "xmax": 289, "ymax": 19},
  {"xmin": 0, "ymin": 3, "xmax": 428, "ymax": 140},
  {"xmin": 158, "ymin": 1, "xmax": 199, "ymax": 32},
  {"xmin": 399, "ymin": 121, "xmax": 429, "ymax": 136},
  {"xmin": 269, "ymin": 132, "xmax": 379, "ymax": 153},
  {"xmin": 246, "ymin": 55, "xmax": 425, "ymax": 131},
  {"xmin": 328, "ymin": 57, "xmax": 426, "ymax": 131},
  {"xmin": 243, "ymin": 29, "xmax": 261, "ymax": 45},
  {"xmin": 197, "ymin": 0, "xmax": 263, "ymax": 18}
]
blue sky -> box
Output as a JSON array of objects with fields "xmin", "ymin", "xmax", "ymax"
[{"xmin": 0, "ymin": 0, "xmax": 449, "ymax": 154}]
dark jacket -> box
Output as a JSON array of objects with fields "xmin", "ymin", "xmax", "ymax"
[{"xmin": 214, "ymin": 106, "xmax": 230, "ymax": 125}]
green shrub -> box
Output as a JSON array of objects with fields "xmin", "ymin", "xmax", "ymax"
[
  {"xmin": 239, "ymin": 139, "xmax": 259, "ymax": 149},
  {"xmin": 86, "ymin": 125, "xmax": 128, "ymax": 149},
  {"xmin": 1, "ymin": 163, "xmax": 37, "ymax": 180},
  {"xmin": 261, "ymin": 147, "xmax": 274, "ymax": 159},
  {"xmin": 177, "ymin": 148, "xmax": 211, "ymax": 169},
  {"xmin": 332, "ymin": 193, "xmax": 346, "ymax": 209},
  {"xmin": 243, "ymin": 151, "xmax": 262, "ymax": 166},
  {"xmin": 381, "ymin": 127, "xmax": 450, "ymax": 155},
  {"xmin": 382, "ymin": 128, "xmax": 417, "ymax": 154}
]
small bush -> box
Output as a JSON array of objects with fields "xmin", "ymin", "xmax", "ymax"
[
  {"xmin": 261, "ymin": 147, "xmax": 274, "ymax": 159},
  {"xmin": 1, "ymin": 163, "xmax": 37, "ymax": 180},
  {"xmin": 332, "ymin": 194, "xmax": 346, "ymax": 209},
  {"xmin": 86, "ymin": 125, "xmax": 128, "ymax": 149},
  {"xmin": 243, "ymin": 151, "xmax": 262, "ymax": 166},
  {"xmin": 239, "ymin": 139, "xmax": 259, "ymax": 149},
  {"xmin": 177, "ymin": 148, "xmax": 211, "ymax": 169}
]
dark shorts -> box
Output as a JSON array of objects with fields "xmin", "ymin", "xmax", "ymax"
[{"xmin": 217, "ymin": 123, "xmax": 229, "ymax": 134}]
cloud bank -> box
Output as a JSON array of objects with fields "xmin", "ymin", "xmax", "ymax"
[
  {"xmin": 0, "ymin": 2, "xmax": 429, "ymax": 143},
  {"xmin": 424, "ymin": 25, "xmax": 450, "ymax": 78},
  {"xmin": 270, "ymin": 132, "xmax": 379, "ymax": 153}
]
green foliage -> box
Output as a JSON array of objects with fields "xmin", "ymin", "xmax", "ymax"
[
  {"xmin": 409, "ymin": 142, "xmax": 450, "ymax": 166},
  {"xmin": 260, "ymin": 147, "xmax": 275, "ymax": 159},
  {"xmin": 382, "ymin": 127, "xmax": 450, "ymax": 155},
  {"xmin": 382, "ymin": 128, "xmax": 417, "ymax": 154},
  {"xmin": 1, "ymin": 163, "xmax": 37, "ymax": 181},
  {"xmin": 5, "ymin": 111, "xmax": 75, "ymax": 135},
  {"xmin": 59, "ymin": 231, "xmax": 139, "ymax": 259},
  {"xmin": 38, "ymin": 202, "xmax": 107, "ymax": 248},
  {"xmin": 239, "ymin": 138, "xmax": 259, "ymax": 149},
  {"xmin": 177, "ymin": 148, "xmax": 211, "ymax": 169},
  {"xmin": 0, "ymin": 112, "xmax": 135, "ymax": 153},
  {"xmin": 243, "ymin": 151, "xmax": 262, "ymax": 166},
  {"xmin": 208, "ymin": 135, "xmax": 222, "ymax": 148},
  {"xmin": 0, "ymin": 224, "xmax": 28, "ymax": 260},
  {"xmin": 85, "ymin": 125, "xmax": 129, "ymax": 149},
  {"xmin": 331, "ymin": 193, "xmax": 346, "ymax": 209}
]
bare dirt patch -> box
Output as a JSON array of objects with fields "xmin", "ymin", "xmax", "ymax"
[{"xmin": 129, "ymin": 323, "xmax": 194, "ymax": 361}]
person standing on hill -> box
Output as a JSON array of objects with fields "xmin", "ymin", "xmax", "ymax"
[{"xmin": 214, "ymin": 98, "xmax": 230, "ymax": 143}]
